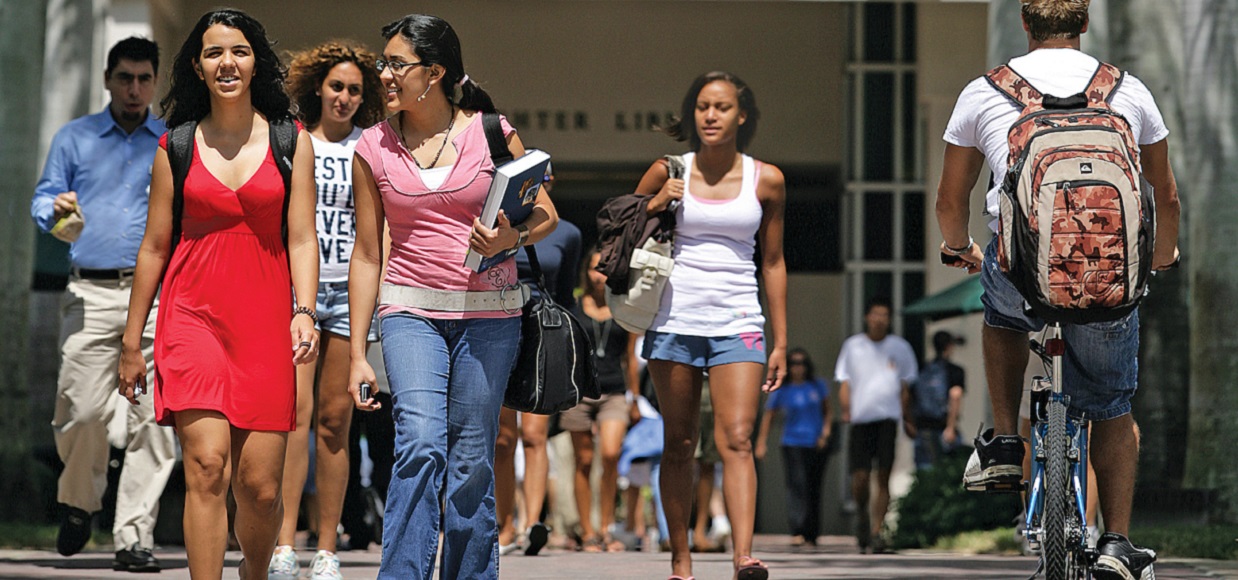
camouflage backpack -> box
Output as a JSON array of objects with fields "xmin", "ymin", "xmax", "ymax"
[{"xmin": 988, "ymin": 62, "xmax": 1154, "ymax": 324}]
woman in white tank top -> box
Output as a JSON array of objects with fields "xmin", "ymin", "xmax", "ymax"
[{"xmin": 635, "ymin": 71, "xmax": 787, "ymax": 580}]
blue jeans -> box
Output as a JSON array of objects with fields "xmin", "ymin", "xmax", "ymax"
[
  {"xmin": 378, "ymin": 313, "xmax": 521, "ymax": 580},
  {"xmin": 912, "ymin": 427, "xmax": 961, "ymax": 471},
  {"xmin": 980, "ymin": 239, "xmax": 1140, "ymax": 421}
]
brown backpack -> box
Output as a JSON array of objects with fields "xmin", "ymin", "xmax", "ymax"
[{"xmin": 988, "ymin": 62, "xmax": 1154, "ymax": 324}]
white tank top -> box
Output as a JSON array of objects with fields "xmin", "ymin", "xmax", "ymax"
[{"xmin": 650, "ymin": 152, "xmax": 766, "ymax": 336}]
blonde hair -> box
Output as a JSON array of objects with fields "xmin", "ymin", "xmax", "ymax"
[{"xmin": 1021, "ymin": 0, "xmax": 1090, "ymax": 42}]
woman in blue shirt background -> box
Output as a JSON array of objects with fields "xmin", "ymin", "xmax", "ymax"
[{"xmin": 755, "ymin": 348, "xmax": 833, "ymax": 547}]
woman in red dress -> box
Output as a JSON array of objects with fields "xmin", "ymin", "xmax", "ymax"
[{"xmin": 117, "ymin": 9, "xmax": 319, "ymax": 579}]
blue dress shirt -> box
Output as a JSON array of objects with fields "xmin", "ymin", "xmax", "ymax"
[{"xmin": 31, "ymin": 107, "xmax": 165, "ymax": 269}]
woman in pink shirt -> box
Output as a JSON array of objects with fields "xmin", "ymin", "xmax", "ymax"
[{"xmin": 345, "ymin": 14, "xmax": 557, "ymax": 580}]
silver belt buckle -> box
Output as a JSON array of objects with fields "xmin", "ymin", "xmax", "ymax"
[{"xmin": 500, "ymin": 284, "xmax": 524, "ymax": 315}]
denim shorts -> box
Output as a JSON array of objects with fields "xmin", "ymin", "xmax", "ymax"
[
  {"xmin": 642, "ymin": 330, "xmax": 766, "ymax": 368},
  {"xmin": 979, "ymin": 239, "xmax": 1139, "ymax": 421},
  {"xmin": 316, "ymin": 281, "xmax": 379, "ymax": 341}
]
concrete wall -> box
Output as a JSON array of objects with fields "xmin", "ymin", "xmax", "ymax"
[{"xmin": 151, "ymin": 0, "xmax": 849, "ymax": 166}]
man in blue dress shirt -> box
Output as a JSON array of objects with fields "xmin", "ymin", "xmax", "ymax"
[{"xmin": 30, "ymin": 37, "xmax": 175, "ymax": 573}]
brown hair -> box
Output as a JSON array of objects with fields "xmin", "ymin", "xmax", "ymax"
[
  {"xmin": 286, "ymin": 40, "xmax": 385, "ymax": 129},
  {"xmin": 665, "ymin": 71, "xmax": 760, "ymax": 152},
  {"xmin": 1021, "ymin": 0, "xmax": 1090, "ymax": 42}
]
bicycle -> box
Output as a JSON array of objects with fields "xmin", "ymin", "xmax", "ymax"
[{"xmin": 1023, "ymin": 323, "xmax": 1093, "ymax": 580}]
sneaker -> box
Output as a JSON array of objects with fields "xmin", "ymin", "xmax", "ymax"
[
  {"xmin": 267, "ymin": 545, "xmax": 300, "ymax": 580},
  {"xmin": 499, "ymin": 541, "xmax": 521, "ymax": 556},
  {"xmin": 112, "ymin": 544, "xmax": 161, "ymax": 573},
  {"xmin": 871, "ymin": 534, "xmax": 892, "ymax": 554},
  {"xmin": 56, "ymin": 506, "xmax": 93, "ymax": 557},
  {"xmin": 309, "ymin": 550, "xmax": 343, "ymax": 580},
  {"xmin": 1094, "ymin": 532, "xmax": 1156, "ymax": 580},
  {"xmin": 524, "ymin": 522, "xmax": 549, "ymax": 556},
  {"xmin": 962, "ymin": 428, "xmax": 1024, "ymax": 491}
]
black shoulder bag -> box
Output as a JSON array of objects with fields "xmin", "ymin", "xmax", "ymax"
[{"xmin": 479, "ymin": 113, "xmax": 600, "ymax": 413}]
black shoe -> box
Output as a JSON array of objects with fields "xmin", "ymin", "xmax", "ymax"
[
  {"xmin": 962, "ymin": 428, "xmax": 1025, "ymax": 492},
  {"xmin": 871, "ymin": 535, "xmax": 892, "ymax": 554},
  {"xmin": 524, "ymin": 522, "xmax": 549, "ymax": 556},
  {"xmin": 56, "ymin": 507, "xmax": 93, "ymax": 557},
  {"xmin": 113, "ymin": 544, "xmax": 161, "ymax": 573},
  {"xmin": 1094, "ymin": 532, "xmax": 1156, "ymax": 580}
]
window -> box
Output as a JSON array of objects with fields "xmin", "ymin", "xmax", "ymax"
[{"xmin": 845, "ymin": 2, "xmax": 925, "ymax": 358}]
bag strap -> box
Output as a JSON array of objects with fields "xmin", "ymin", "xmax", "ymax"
[
  {"xmin": 1083, "ymin": 62, "xmax": 1125, "ymax": 105},
  {"xmin": 166, "ymin": 120, "xmax": 197, "ymax": 262},
  {"xmin": 482, "ymin": 112, "xmax": 513, "ymax": 166},
  {"xmin": 984, "ymin": 64, "xmax": 1043, "ymax": 110},
  {"xmin": 523, "ymin": 244, "xmax": 551, "ymax": 302}
]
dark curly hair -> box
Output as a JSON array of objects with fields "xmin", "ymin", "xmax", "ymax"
[
  {"xmin": 160, "ymin": 8, "xmax": 292, "ymax": 127},
  {"xmin": 286, "ymin": 40, "xmax": 385, "ymax": 130},
  {"xmin": 665, "ymin": 71, "xmax": 760, "ymax": 152},
  {"xmin": 381, "ymin": 14, "xmax": 497, "ymax": 114}
]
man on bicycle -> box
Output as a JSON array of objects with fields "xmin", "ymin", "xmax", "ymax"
[{"xmin": 935, "ymin": 1, "xmax": 1180, "ymax": 578}]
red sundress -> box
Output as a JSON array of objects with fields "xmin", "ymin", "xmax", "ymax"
[{"xmin": 153, "ymin": 133, "xmax": 295, "ymax": 431}]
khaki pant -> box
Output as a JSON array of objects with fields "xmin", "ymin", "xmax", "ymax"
[{"xmin": 51, "ymin": 277, "xmax": 176, "ymax": 551}]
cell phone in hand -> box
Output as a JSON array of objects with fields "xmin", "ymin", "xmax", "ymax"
[
  {"xmin": 359, "ymin": 382, "xmax": 372, "ymax": 402},
  {"xmin": 940, "ymin": 252, "xmax": 965, "ymax": 266}
]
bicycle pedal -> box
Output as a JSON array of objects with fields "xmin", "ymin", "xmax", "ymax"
[{"xmin": 967, "ymin": 480, "xmax": 1024, "ymax": 494}]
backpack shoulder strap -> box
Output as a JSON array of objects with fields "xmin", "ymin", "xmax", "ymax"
[
  {"xmin": 166, "ymin": 120, "xmax": 197, "ymax": 260},
  {"xmin": 1084, "ymin": 62, "xmax": 1125, "ymax": 105},
  {"xmin": 985, "ymin": 64, "xmax": 1043, "ymax": 110},
  {"xmin": 268, "ymin": 116, "xmax": 299, "ymax": 248},
  {"xmin": 482, "ymin": 113, "xmax": 514, "ymax": 166}
]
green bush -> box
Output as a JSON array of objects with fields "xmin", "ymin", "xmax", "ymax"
[
  {"xmin": 891, "ymin": 450, "xmax": 1023, "ymax": 549},
  {"xmin": 1129, "ymin": 525, "xmax": 1238, "ymax": 560}
]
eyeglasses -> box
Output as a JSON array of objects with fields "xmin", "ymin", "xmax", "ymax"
[{"xmin": 375, "ymin": 59, "xmax": 431, "ymax": 74}]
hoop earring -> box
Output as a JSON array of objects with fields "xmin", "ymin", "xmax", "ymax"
[{"xmin": 417, "ymin": 84, "xmax": 432, "ymax": 102}]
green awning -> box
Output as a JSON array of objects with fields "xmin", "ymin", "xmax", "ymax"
[{"xmin": 904, "ymin": 276, "xmax": 985, "ymax": 321}]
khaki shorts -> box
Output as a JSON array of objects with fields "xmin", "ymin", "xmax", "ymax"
[{"xmin": 560, "ymin": 392, "xmax": 629, "ymax": 432}]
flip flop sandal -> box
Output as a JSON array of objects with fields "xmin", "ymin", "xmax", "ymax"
[{"xmin": 736, "ymin": 556, "xmax": 769, "ymax": 580}]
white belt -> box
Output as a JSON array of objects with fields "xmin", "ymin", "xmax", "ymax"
[{"xmin": 379, "ymin": 283, "xmax": 529, "ymax": 313}]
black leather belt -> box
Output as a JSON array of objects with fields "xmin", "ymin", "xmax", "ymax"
[{"xmin": 74, "ymin": 268, "xmax": 136, "ymax": 280}]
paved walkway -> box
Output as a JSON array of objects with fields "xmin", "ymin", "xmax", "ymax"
[{"xmin": 0, "ymin": 536, "xmax": 1231, "ymax": 579}]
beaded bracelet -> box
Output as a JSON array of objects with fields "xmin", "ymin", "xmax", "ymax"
[{"xmin": 293, "ymin": 306, "xmax": 318, "ymax": 324}]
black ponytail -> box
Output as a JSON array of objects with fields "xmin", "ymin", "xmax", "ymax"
[
  {"xmin": 457, "ymin": 77, "xmax": 496, "ymax": 114},
  {"xmin": 381, "ymin": 14, "xmax": 497, "ymax": 114}
]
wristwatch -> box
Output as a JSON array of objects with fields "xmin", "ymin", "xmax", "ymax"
[{"xmin": 513, "ymin": 224, "xmax": 530, "ymax": 249}]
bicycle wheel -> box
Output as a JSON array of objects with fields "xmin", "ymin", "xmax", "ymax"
[{"xmin": 1043, "ymin": 399, "xmax": 1071, "ymax": 580}]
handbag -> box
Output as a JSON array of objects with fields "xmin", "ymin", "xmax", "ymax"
[
  {"xmin": 606, "ymin": 154, "xmax": 684, "ymax": 334},
  {"xmin": 505, "ymin": 244, "xmax": 600, "ymax": 414}
]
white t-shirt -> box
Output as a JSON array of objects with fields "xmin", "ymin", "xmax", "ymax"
[
  {"xmin": 418, "ymin": 164, "xmax": 453, "ymax": 191},
  {"xmin": 943, "ymin": 48, "xmax": 1170, "ymax": 231},
  {"xmin": 834, "ymin": 333, "xmax": 918, "ymax": 424},
  {"xmin": 312, "ymin": 127, "xmax": 363, "ymax": 282}
]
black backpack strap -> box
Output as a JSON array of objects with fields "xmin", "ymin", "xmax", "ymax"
[
  {"xmin": 482, "ymin": 113, "xmax": 513, "ymax": 166},
  {"xmin": 269, "ymin": 116, "xmax": 299, "ymax": 248},
  {"xmin": 166, "ymin": 120, "xmax": 197, "ymax": 261}
]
